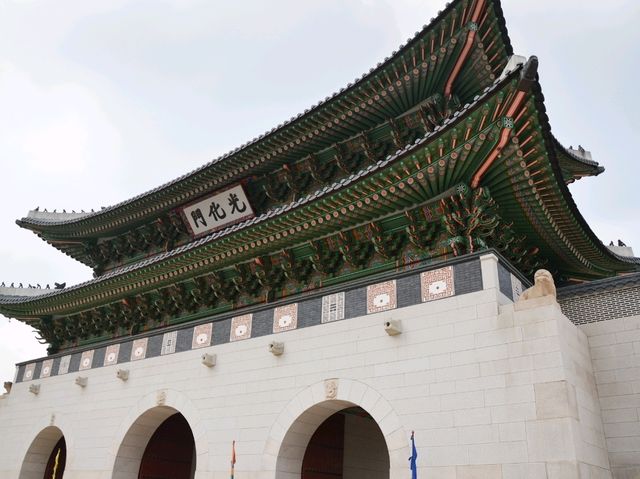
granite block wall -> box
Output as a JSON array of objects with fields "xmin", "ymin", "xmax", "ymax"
[
  {"xmin": 0, "ymin": 254, "xmax": 624, "ymax": 479},
  {"xmin": 581, "ymin": 315, "xmax": 640, "ymax": 479}
]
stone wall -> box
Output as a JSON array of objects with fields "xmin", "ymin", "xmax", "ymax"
[
  {"xmin": 0, "ymin": 254, "xmax": 624, "ymax": 479},
  {"xmin": 581, "ymin": 315, "xmax": 640, "ymax": 479},
  {"xmin": 559, "ymin": 275, "xmax": 640, "ymax": 325}
]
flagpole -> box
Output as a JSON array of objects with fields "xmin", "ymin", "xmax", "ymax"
[
  {"xmin": 230, "ymin": 440, "xmax": 236, "ymax": 479},
  {"xmin": 409, "ymin": 431, "xmax": 417, "ymax": 479}
]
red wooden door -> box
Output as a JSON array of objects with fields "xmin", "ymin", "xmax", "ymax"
[
  {"xmin": 138, "ymin": 413, "xmax": 195, "ymax": 479},
  {"xmin": 43, "ymin": 437, "xmax": 66, "ymax": 479},
  {"xmin": 301, "ymin": 413, "xmax": 345, "ymax": 479}
]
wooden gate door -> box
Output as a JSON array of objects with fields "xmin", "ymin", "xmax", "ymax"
[
  {"xmin": 301, "ymin": 413, "xmax": 345, "ymax": 479},
  {"xmin": 138, "ymin": 413, "xmax": 195, "ymax": 479}
]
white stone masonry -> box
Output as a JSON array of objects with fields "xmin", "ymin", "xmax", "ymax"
[{"xmin": 0, "ymin": 254, "xmax": 626, "ymax": 478}]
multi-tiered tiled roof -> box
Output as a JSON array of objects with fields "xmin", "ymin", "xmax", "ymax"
[{"xmin": 1, "ymin": 0, "xmax": 637, "ymax": 355}]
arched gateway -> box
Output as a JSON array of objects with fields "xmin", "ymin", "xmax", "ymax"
[
  {"xmin": 264, "ymin": 379, "xmax": 408, "ymax": 479},
  {"xmin": 111, "ymin": 406, "xmax": 198, "ymax": 479},
  {"xmin": 301, "ymin": 406, "xmax": 389, "ymax": 479},
  {"xmin": 19, "ymin": 426, "xmax": 66, "ymax": 479},
  {"xmin": 109, "ymin": 389, "xmax": 209, "ymax": 479},
  {"xmin": 138, "ymin": 412, "xmax": 196, "ymax": 479}
]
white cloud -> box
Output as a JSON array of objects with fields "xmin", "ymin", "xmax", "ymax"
[{"xmin": 0, "ymin": 64, "xmax": 123, "ymax": 176}]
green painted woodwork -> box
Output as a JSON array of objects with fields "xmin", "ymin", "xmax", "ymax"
[{"xmin": 35, "ymin": 181, "xmax": 534, "ymax": 352}]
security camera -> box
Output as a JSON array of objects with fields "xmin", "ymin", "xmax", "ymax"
[
  {"xmin": 116, "ymin": 369, "xmax": 129, "ymax": 381},
  {"xmin": 268, "ymin": 341, "xmax": 284, "ymax": 356},
  {"xmin": 28, "ymin": 384, "xmax": 40, "ymax": 395},
  {"xmin": 384, "ymin": 319, "xmax": 402, "ymax": 336},
  {"xmin": 201, "ymin": 353, "xmax": 217, "ymax": 368},
  {"xmin": 75, "ymin": 376, "xmax": 88, "ymax": 388}
]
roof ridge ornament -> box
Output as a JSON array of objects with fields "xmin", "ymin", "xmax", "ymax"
[
  {"xmin": 0, "ymin": 283, "xmax": 53, "ymax": 297},
  {"xmin": 518, "ymin": 55, "xmax": 539, "ymax": 92}
]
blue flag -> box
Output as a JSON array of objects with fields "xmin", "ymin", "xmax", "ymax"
[{"xmin": 409, "ymin": 431, "xmax": 417, "ymax": 479}]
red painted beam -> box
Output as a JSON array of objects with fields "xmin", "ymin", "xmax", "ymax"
[{"xmin": 444, "ymin": 0, "xmax": 486, "ymax": 98}]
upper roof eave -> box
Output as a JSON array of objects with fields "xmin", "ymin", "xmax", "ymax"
[
  {"xmin": 552, "ymin": 137, "xmax": 605, "ymax": 181},
  {"xmin": 16, "ymin": 0, "xmax": 513, "ymax": 236},
  {"xmin": 529, "ymin": 74, "xmax": 640, "ymax": 271}
]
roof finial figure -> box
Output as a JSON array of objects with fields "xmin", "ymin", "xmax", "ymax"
[
  {"xmin": 609, "ymin": 241, "xmax": 614, "ymax": 246},
  {"xmin": 46, "ymin": 284, "xmax": 50, "ymax": 289},
  {"xmin": 618, "ymin": 239, "xmax": 627, "ymax": 247},
  {"xmin": 1, "ymin": 282, "xmax": 4, "ymax": 287},
  {"xmin": 54, "ymin": 282, "xmax": 66, "ymax": 289},
  {"xmin": 10, "ymin": 283, "xmax": 14, "ymax": 288},
  {"xmin": 34, "ymin": 206, "xmax": 39, "ymax": 211},
  {"xmin": 18, "ymin": 283, "xmax": 23, "ymax": 288}
]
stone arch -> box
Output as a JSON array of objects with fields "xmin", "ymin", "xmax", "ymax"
[
  {"xmin": 18, "ymin": 426, "xmax": 65, "ymax": 479},
  {"xmin": 17, "ymin": 412, "xmax": 75, "ymax": 479},
  {"xmin": 262, "ymin": 378, "xmax": 409, "ymax": 479},
  {"xmin": 108, "ymin": 389, "xmax": 209, "ymax": 479}
]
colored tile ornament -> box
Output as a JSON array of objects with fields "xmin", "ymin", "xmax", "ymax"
[
  {"xmin": 421, "ymin": 266, "xmax": 455, "ymax": 302},
  {"xmin": 367, "ymin": 280, "xmax": 397, "ymax": 314},
  {"xmin": 511, "ymin": 274, "xmax": 523, "ymax": 302},
  {"xmin": 131, "ymin": 338, "xmax": 148, "ymax": 361},
  {"xmin": 273, "ymin": 303, "xmax": 298, "ymax": 333},
  {"xmin": 192, "ymin": 323, "xmax": 213, "ymax": 349},
  {"xmin": 104, "ymin": 344, "xmax": 120, "ymax": 366},
  {"xmin": 230, "ymin": 314, "xmax": 252, "ymax": 341},
  {"xmin": 321, "ymin": 292, "xmax": 345, "ymax": 323},
  {"xmin": 40, "ymin": 359, "xmax": 54, "ymax": 378},
  {"xmin": 79, "ymin": 350, "xmax": 94, "ymax": 371},
  {"xmin": 23, "ymin": 363, "xmax": 35, "ymax": 381},
  {"xmin": 161, "ymin": 331, "xmax": 178, "ymax": 355},
  {"xmin": 58, "ymin": 355, "xmax": 71, "ymax": 375}
]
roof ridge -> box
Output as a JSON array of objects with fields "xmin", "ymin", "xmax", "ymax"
[
  {"xmin": 552, "ymin": 136, "xmax": 602, "ymax": 168},
  {"xmin": 558, "ymin": 271, "xmax": 640, "ymax": 297}
]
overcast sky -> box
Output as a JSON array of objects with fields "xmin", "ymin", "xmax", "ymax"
[{"xmin": 0, "ymin": 0, "xmax": 638, "ymax": 383}]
